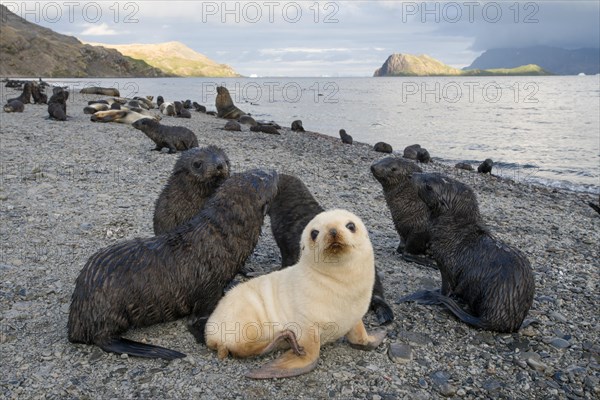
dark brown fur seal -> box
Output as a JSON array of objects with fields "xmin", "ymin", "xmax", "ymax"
[
  {"xmin": 374, "ymin": 142, "xmax": 392, "ymax": 153},
  {"xmin": 268, "ymin": 174, "xmax": 394, "ymax": 325},
  {"xmin": 47, "ymin": 87, "xmax": 68, "ymax": 121},
  {"xmin": 339, "ymin": 129, "xmax": 353, "ymax": 144},
  {"xmin": 153, "ymin": 146, "xmax": 230, "ymax": 235},
  {"xmin": 4, "ymin": 100, "xmax": 24, "ymax": 113},
  {"xmin": 8, "ymin": 81, "xmax": 33, "ymax": 104},
  {"xmin": 132, "ymin": 118, "xmax": 198, "ymax": 153},
  {"xmin": 370, "ymin": 157, "xmax": 433, "ymax": 266},
  {"xmin": 403, "ymin": 144, "xmax": 422, "ymax": 160},
  {"xmin": 455, "ymin": 162, "xmax": 474, "ymax": 171},
  {"xmin": 398, "ymin": 173, "xmax": 535, "ymax": 333},
  {"xmin": 291, "ymin": 120, "xmax": 305, "ymax": 132},
  {"xmin": 478, "ymin": 159, "xmax": 494, "ymax": 174},
  {"xmin": 157, "ymin": 96, "xmax": 164, "ymax": 107},
  {"xmin": 238, "ymin": 115, "xmax": 257, "ymax": 126},
  {"xmin": 416, "ymin": 148, "xmax": 431, "ymax": 163},
  {"xmin": 174, "ymin": 101, "xmax": 191, "ymax": 118},
  {"xmin": 250, "ymin": 124, "xmax": 280, "ymax": 135},
  {"xmin": 68, "ymin": 169, "xmax": 279, "ymax": 359},
  {"xmin": 224, "ymin": 121, "xmax": 241, "ymax": 131},
  {"xmin": 216, "ymin": 86, "xmax": 246, "ymax": 119},
  {"xmin": 31, "ymin": 82, "xmax": 47, "ymax": 104},
  {"xmin": 192, "ymin": 102, "xmax": 206, "ymax": 113}
]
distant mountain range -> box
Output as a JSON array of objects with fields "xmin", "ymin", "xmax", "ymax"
[
  {"xmin": 374, "ymin": 54, "xmax": 549, "ymax": 77},
  {"xmin": 466, "ymin": 46, "xmax": 600, "ymax": 75},
  {"xmin": 0, "ymin": 4, "xmax": 240, "ymax": 78},
  {"xmin": 0, "ymin": 4, "xmax": 165, "ymax": 78},
  {"xmin": 85, "ymin": 41, "xmax": 240, "ymax": 78}
]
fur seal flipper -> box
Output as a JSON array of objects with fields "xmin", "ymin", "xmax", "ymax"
[{"xmin": 100, "ymin": 338, "xmax": 186, "ymax": 360}]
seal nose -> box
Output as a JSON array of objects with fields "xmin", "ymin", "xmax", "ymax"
[
  {"xmin": 217, "ymin": 163, "xmax": 224, "ymax": 171},
  {"xmin": 330, "ymin": 228, "xmax": 337, "ymax": 238}
]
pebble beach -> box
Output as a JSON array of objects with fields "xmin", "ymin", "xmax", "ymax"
[{"xmin": 1, "ymin": 87, "xmax": 599, "ymax": 399}]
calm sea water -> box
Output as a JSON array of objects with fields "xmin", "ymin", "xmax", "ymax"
[{"xmin": 42, "ymin": 76, "xmax": 600, "ymax": 194}]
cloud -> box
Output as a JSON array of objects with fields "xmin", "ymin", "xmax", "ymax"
[{"xmin": 80, "ymin": 23, "xmax": 119, "ymax": 36}]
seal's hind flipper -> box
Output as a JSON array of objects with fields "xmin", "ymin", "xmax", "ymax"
[
  {"xmin": 397, "ymin": 288, "xmax": 442, "ymax": 304},
  {"xmin": 346, "ymin": 321, "xmax": 387, "ymax": 351},
  {"xmin": 188, "ymin": 316, "xmax": 209, "ymax": 344},
  {"xmin": 245, "ymin": 333, "xmax": 320, "ymax": 379},
  {"xmin": 99, "ymin": 338, "xmax": 186, "ymax": 360},
  {"xmin": 401, "ymin": 253, "xmax": 437, "ymax": 269},
  {"xmin": 370, "ymin": 296, "xmax": 394, "ymax": 325}
]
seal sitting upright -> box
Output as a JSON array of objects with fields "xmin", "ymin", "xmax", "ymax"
[
  {"xmin": 398, "ymin": 173, "xmax": 535, "ymax": 332},
  {"xmin": 205, "ymin": 209, "xmax": 387, "ymax": 379},
  {"xmin": 268, "ymin": 174, "xmax": 394, "ymax": 324},
  {"xmin": 153, "ymin": 146, "xmax": 231, "ymax": 235},
  {"xmin": 215, "ymin": 86, "xmax": 246, "ymax": 119},
  {"xmin": 68, "ymin": 170, "xmax": 279, "ymax": 359}
]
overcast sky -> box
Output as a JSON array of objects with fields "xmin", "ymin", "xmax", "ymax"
[{"xmin": 2, "ymin": 1, "xmax": 599, "ymax": 76}]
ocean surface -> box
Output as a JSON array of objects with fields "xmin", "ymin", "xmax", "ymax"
[{"xmin": 34, "ymin": 76, "xmax": 600, "ymax": 194}]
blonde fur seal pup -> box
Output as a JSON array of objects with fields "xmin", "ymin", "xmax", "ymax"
[
  {"xmin": 205, "ymin": 209, "xmax": 387, "ymax": 379},
  {"xmin": 90, "ymin": 109, "xmax": 159, "ymax": 125}
]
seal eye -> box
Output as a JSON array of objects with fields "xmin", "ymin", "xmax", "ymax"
[
  {"xmin": 346, "ymin": 222, "xmax": 356, "ymax": 233},
  {"xmin": 193, "ymin": 161, "xmax": 202, "ymax": 169},
  {"xmin": 310, "ymin": 230, "xmax": 319, "ymax": 241}
]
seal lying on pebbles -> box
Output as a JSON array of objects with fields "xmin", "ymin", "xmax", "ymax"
[
  {"xmin": 68, "ymin": 170, "xmax": 279, "ymax": 359},
  {"xmin": 224, "ymin": 121, "xmax": 241, "ymax": 131},
  {"xmin": 216, "ymin": 86, "xmax": 246, "ymax": 119},
  {"xmin": 403, "ymin": 144, "xmax": 422, "ymax": 160},
  {"xmin": 268, "ymin": 174, "xmax": 394, "ymax": 324},
  {"xmin": 455, "ymin": 162, "xmax": 474, "ymax": 171},
  {"xmin": 47, "ymin": 87, "xmax": 68, "ymax": 121},
  {"xmin": 80, "ymin": 87, "xmax": 120, "ymax": 97},
  {"xmin": 478, "ymin": 159, "xmax": 494, "ymax": 174},
  {"xmin": 339, "ymin": 129, "xmax": 353, "ymax": 144},
  {"xmin": 238, "ymin": 115, "xmax": 257, "ymax": 126},
  {"xmin": 192, "ymin": 102, "xmax": 206, "ymax": 113},
  {"xmin": 160, "ymin": 102, "xmax": 176, "ymax": 116},
  {"xmin": 90, "ymin": 109, "xmax": 156, "ymax": 125},
  {"xmin": 132, "ymin": 118, "xmax": 198, "ymax": 153},
  {"xmin": 371, "ymin": 157, "xmax": 434, "ymax": 266},
  {"xmin": 3, "ymin": 100, "xmax": 24, "ymax": 113},
  {"xmin": 153, "ymin": 146, "xmax": 230, "ymax": 235},
  {"xmin": 83, "ymin": 103, "xmax": 109, "ymax": 114},
  {"xmin": 174, "ymin": 101, "xmax": 191, "ymax": 118},
  {"xmin": 250, "ymin": 124, "xmax": 280, "ymax": 135},
  {"xmin": 398, "ymin": 173, "xmax": 535, "ymax": 332},
  {"xmin": 205, "ymin": 209, "xmax": 387, "ymax": 378},
  {"xmin": 417, "ymin": 148, "xmax": 431, "ymax": 163}
]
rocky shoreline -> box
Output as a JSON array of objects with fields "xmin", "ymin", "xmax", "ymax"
[{"xmin": 1, "ymin": 88, "xmax": 599, "ymax": 399}]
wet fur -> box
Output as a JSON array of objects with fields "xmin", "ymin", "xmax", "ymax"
[
  {"xmin": 68, "ymin": 170, "xmax": 279, "ymax": 358},
  {"xmin": 399, "ymin": 173, "xmax": 535, "ymax": 332},
  {"xmin": 153, "ymin": 146, "xmax": 230, "ymax": 235}
]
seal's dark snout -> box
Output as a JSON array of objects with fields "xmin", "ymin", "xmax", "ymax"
[
  {"xmin": 330, "ymin": 228, "xmax": 338, "ymax": 238},
  {"xmin": 216, "ymin": 163, "xmax": 224, "ymax": 171}
]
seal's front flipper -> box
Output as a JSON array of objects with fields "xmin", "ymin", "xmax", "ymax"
[
  {"xmin": 346, "ymin": 321, "xmax": 386, "ymax": 351},
  {"xmin": 99, "ymin": 337, "xmax": 186, "ymax": 360},
  {"xmin": 245, "ymin": 333, "xmax": 320, "ymax": 379},
  {"xmin": 187, "ymin": 316, "xmax": 209, "ymax": 344},
  {"xmin": 396, "ymin": 288, "xmax": 441, "ymax": 304},
  {"xmin": 370, "ymin": 296, "xmax": 394, "ymax": 325}
]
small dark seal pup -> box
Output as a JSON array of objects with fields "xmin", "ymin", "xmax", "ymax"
[
  {"xmin": 183, "ymin": 99, "xmax": 192, "ymax": 109},
  {"xmin": 157, "ymin": 96, "xmax": 164, "ymax": 107},
  {"xmin": 370, "ymin": 157, "xmax": 433, "ymax": 266},
  {"xmin": 478, "ymin": 159, "xmax": 494, "ymax": 174},
  {"xmin": 192, "ymin": 102, "xmax": 206, "ymax": 113},
  {"xmin": 416, "ymin": 148, "xmax": 431, "ymax": 163},
  {"xmin": 7, "ymin": 81, "xmax": 33, "ymax": 104},
  {"xmin": 153, "ymin": 146, "xmax": 230, "ymax": 235},
  {"xmin": 339, "ymin": 129, "xmax": 353, "ymax": 144},
  {"xmin": 374, "ymin": 142, "xmax": 393, "ymax": 153},
  {"xmin": 268, "ymin": 174, "xmax": 394, "ymax": 325},
  {"xmin": 250, "ymin": 124, "xmax": 280, "ymax": 135},
  {"xmin": 398, "ymin": 173, "xmax": 535, "ymax": 333},
  {"xmin": 224, "ymin": 121, "xmax": 241, "ymax": 131},
  {"xmin": 47, "ymin": 87, "xmax": 68, "ymax": 121},
  {"xmin": 174, "ymin": 101, "xmax": 191, "ymax": 118},
  {"xmin": 291, "ymin": 120, "xmax": 305, "ymax": 132},
  {"xmin": 3, "ymin": 100, "xmax": 24, "ymax": 113},
  {"xmin": 68, "ymin": 169, "xmax": 279, "ymax": 359},
  {"xmin": 31, "ymin": 82, "xmax": 47, "ymax": 104},
  {"xmin": 132, "ymin": 118, "xmax": 198, "ymax": 153},
  {"xmin": 238, "ymin": 115, "xmax": 257, "ymax": 126},
  {"xmin": 403, "ymin": 144, "xmax": 422, "ymax": 160},
  {"xmin": 216, "ymin": 86, "xmax": 246, "ymax": 119}
]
